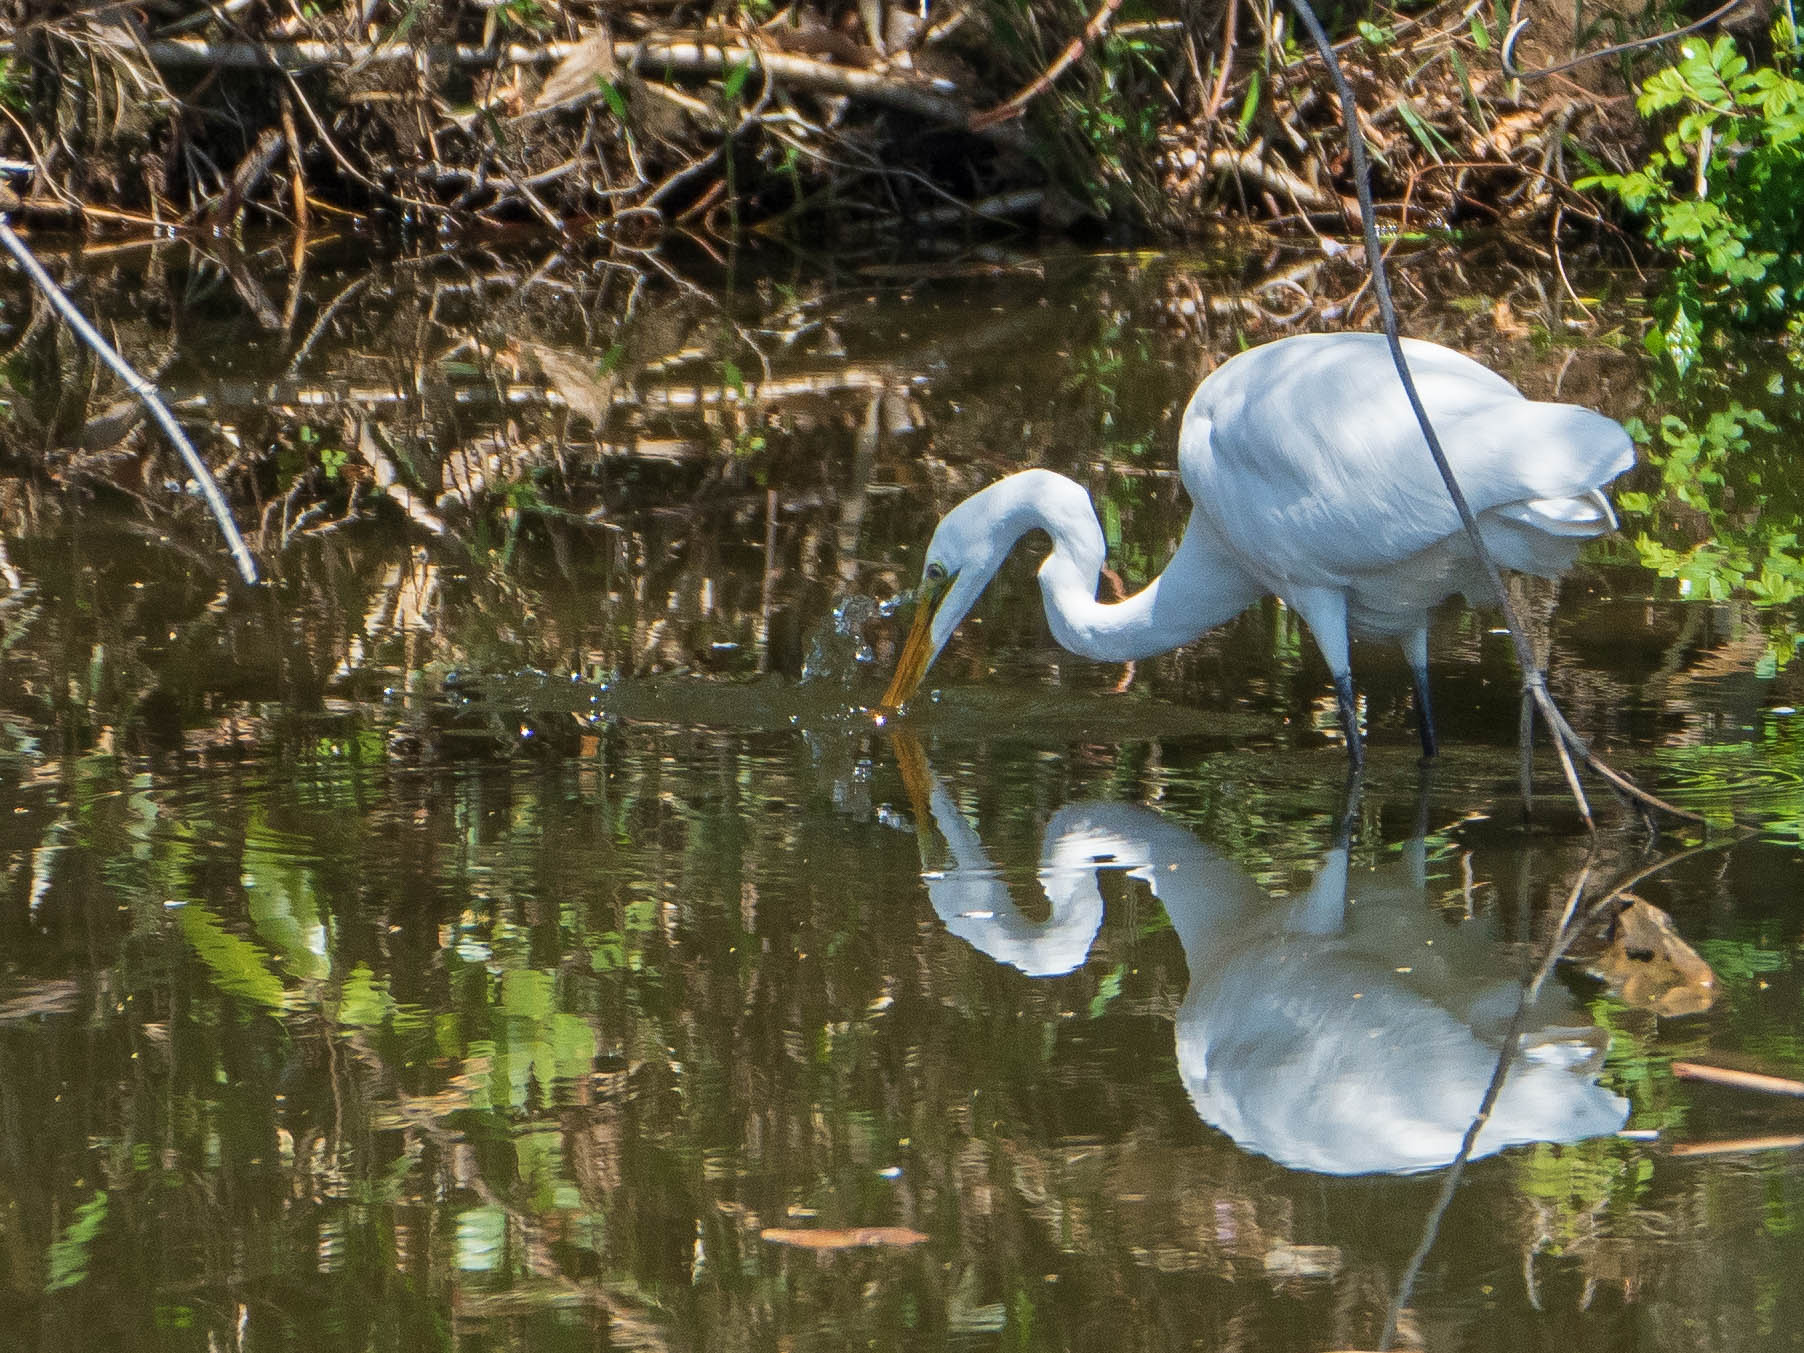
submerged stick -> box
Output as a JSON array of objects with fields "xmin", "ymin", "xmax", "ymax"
[
  {"xmin": 1281, "ymin": 0, "xmax": 1698, "ymax": 831},
  {"xmin": 0, "ymin": 219, "xmax": 259, "ymax": 585},
  {"xmin": 1673, "ymin": 1062, "xmax": 1804, "ymax": 1099},
  {"xmin": 1669, "ymin": 1135, "xmax": 1804, "ymax": 1158}
]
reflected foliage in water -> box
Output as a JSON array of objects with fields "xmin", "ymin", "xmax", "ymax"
[
  {"xmin": 5, "ymin": 721, "xmax": 1804, "ymax": 1351},
  {"xmin": 0, "ymin": 246, "xmax": 1803, "ymax": 1350}
]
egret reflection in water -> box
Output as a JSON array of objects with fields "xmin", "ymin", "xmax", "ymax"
[{"xmin": 893, "ymin": 740, "xmax": 1628, "ymax": 1176}]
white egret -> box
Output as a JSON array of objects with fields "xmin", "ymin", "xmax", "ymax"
[
  {"xmin": 880, "ymin": 332, "xmax": 1635, "ymax": 764},
  {"xmin": 892, "ymin": 738, "xmax": 1628, "ymax": 1174}
]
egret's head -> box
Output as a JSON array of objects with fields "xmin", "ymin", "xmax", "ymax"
[{"xmin": 878, "ymin": 498, "xmax": 1003, "ymax": 713}]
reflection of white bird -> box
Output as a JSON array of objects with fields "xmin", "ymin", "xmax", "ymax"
[
  {"xmin": 899, "ymin": 754, "xmax": 1628, "ymax": 1174},
  {"xmin": 881, "ymin": 332, "xmax": 1634, "ymax": 763}
]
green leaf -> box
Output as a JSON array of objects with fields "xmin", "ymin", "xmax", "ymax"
[
  {"xmin": 1088, "ymin": 964, "xmax": 1126, "ymax": 1019},
  {"xmin": 596, "ymin": 79, "xmax": 628, "ymax": 121},
  {"xmin": 180, "ymin": 905, "xmax": 292, "ymax": 1010},
  {"xmin": 1395, "ymin": 99, "xmax": 1449, "ymax": 160},
  {"xmin": 339, "ymin": 964, "xmax": 398, "ymax": 1028},
  {"xmin": 722, "ymin": 57, "xmax": 753, "ymax": 103},
  {"xmin": 1236, "ymin": 70, "xmax": 1262, "ymax": 141},
  {"xmin": 501, "ymin": 967, "xmax": 553, "ymax": 1020},
  {"xmin": 45, "ymin": 1191, "xmax": 108, "ymax": 1293}
]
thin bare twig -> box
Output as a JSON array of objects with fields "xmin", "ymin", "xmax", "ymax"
[
  {"xmin": 1503, "ymin": 0, "xmax": 1750, "ymax": 82},
  {"xmin": 1203, "ymin": 0, "xmax": 1241, "ymax": 122},
  {"xmin": 969, "ymin": 0, "xmax": 1129, "ymax": 130},
  {"xmin": 0, "ymin": 219, "xmax": 258, "ymax": 585}
]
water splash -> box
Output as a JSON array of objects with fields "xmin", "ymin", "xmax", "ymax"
[{"xmin": 801, "ymin": 593, "xmax": 884, "ymax": 685}]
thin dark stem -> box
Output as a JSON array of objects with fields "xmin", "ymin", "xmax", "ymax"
[{"xmin": 1279, "ymin": 0, "xmax": 1699, "ymax": 831}]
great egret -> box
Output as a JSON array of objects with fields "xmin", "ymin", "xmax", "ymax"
[
  {"xmin": 892, "ymin": 738, "xmax": 1628, "ymax": 1174},
  {"xmin": 880, "ymin": 332, "xmax": 1635, "ymax": 764}
]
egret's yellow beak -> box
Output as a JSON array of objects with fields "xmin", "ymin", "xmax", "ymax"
[
  {"xmin": 878, "ymin": 573, "xmax": 953, "ymax": 714},
  {"xmin": 890, "ymin": 728, "xmax": 932, "ymax": 818}
]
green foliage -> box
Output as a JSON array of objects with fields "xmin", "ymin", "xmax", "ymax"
[
  {"xmin": 1591, "ymin": 27, "xmax": 1804, "ymax": 664},
  {"xmin": 495, "ymin": 0, "xmax": 551, "ymax": 33},
  {"xmin": 179, "ymin": 904, "xmax": 294, "ymax": 1011},
  {"xmin": 1616, "ymin": 388, "xmax": 1804, "ymax": 669},
  {"xmin": 721, "ymin": 57, "xmax": 753, "ymax": 105},
  {"xmin": 0, "ymin": 56, "xmax": 24, "ymax": 114},
  {"xmin": 1580, "ymin": 26, "xmax": 1804, "ymax": 374},
  {"xmin": 1086, "ymin": 962, "xmax": 1126, "ymax": 1018},
  {"xmin": 1044, "ymin": 21, "xmax": 1170, "ymax": 214},
  {"xmin": 596, "ymin": 79, "xmax": 629, "ymax": 122},
  {"xmin": 44, "ymin": 1191, "xmax": 109, "ymax": 1294}
]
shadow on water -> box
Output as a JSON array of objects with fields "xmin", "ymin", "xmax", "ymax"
[{"xmin": 5, "ymin": 244, "xmax": 1804, "ymax": 1350}]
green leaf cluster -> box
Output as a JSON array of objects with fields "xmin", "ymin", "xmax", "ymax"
[
  {"xmin": 1580, "ymin": 26, "xmax": 1804, "ymax": 373},
  {"xmin": 1617, "ymin": 389, "xmax": 1804, "ymax": 669}
]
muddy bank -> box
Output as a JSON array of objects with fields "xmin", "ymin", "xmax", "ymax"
[{"xmin": 0, "ymin": 0, "xmax": 1652, "ymax": 244}]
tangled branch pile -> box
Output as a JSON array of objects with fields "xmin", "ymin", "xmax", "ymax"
[{"xmin": 0, "ymin": 0, "xmax": 1642, "ymax": 242}]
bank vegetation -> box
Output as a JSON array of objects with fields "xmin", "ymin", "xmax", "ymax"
[{"xmin": 0, "ymin": 0, "xmax": 1691, "ymax": 245}]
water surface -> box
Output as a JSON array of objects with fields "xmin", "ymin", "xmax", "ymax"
[{"xmin": 1, "ymin": 243, "xmax": 1803, "ymax": 1351}]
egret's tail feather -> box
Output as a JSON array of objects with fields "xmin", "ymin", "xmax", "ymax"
[{"xmin": 1492, "ymin": 487, "xmax": 1619, "ymax": 538}]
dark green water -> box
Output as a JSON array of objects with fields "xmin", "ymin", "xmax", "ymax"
[{"xmin": 2, "ymin": 243, "xmax": 1804, "ymax": 1350}]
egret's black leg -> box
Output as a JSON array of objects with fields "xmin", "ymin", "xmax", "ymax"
[
  {"xmin": 1413, "ymin": 757, "xmax": 1435, "ymax": 841},
  {"xmin": 1518, "ymin": 685, "xmax": 1537, "ymax": 819},
  {"xmin": 1333, "ymin": 670, "xmax": 1364, "ymax": 772},
  {"xmin": 1335, "ymin": 758, "xmax": 1365, "ymax": 850},
  {"xmin": 1411, "ymin": 662, "xmax": 1438, "ymax": 765}
]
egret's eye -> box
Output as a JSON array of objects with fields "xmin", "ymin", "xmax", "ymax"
[{"xmin": 924, "ymin": 562, "xmax": 947, "ymax": 584}]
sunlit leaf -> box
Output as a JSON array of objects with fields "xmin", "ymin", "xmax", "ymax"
[
  {"xmin": 44, "ymin": 1190, "xmax": 107, "ymax": 1293},
  {"xmin": 179, "ymin": 906, "xmax": 292, "ymax": 1011},
  {"xmin": 1088, "ymin": 963, "xmax": 1125, "ymax": 1019},
  {"xmin": 502, "ymin": 968, "xmax": 552, "ymax": 1020},
  {"xmin": 597, "ymin": 79, "xmax": 629, "ymax": 121},
  {"xmin": 721, "ymin": 58, "xmax": 752, "ymax": 103},
  {"xmin": 242, "ymin": 824, "xmax": 330, "ymax": 981},
  {"xmin": 455, "ymin": 1206, "xmax": 507, "ymax": 1271},
  {"xmin": 339, "ymin": 963, "xmax": 398, "ymax": 1028}
]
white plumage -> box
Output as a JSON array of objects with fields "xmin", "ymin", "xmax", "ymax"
[
  {"xmin": 902, "ymin": 768, "xmax": 1628, "ymax": 1174},
  {"xmin": 880, "ymin": 331, "xmax": 1635, "ymax": 762}
]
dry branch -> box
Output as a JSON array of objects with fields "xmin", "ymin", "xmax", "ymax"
[{"xmin": 38, "ymin": 35, "xmax": 976, "ymax": 126}]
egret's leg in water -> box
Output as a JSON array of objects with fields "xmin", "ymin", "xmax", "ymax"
[
  {"xmin": 1410, "ymin": 666, "xmax": 1439, "ymax": 764},
  {"xmin": 1290, "ymin": 588, "xmax": 1363, "ymax": 770},
  {"xmin": 1519, "ymin": 686, "xmax": 1537, "ymax": 818},
  {"xmin": 1402, "ymin": 628, "xmax": 1438, "ymax": 764},
  {"xmin": 1334, "ymin": 762, "xmax": 1365, "ymax": 850},
  {"xmin": 1333, "ymin": 671, "xmax": 1364, "ymax": 772}
]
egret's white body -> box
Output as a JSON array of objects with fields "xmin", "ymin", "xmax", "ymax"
[
  {"xmin": 904, "ymin": 765, "xmax": 1628, "ymax": 1174},
  {"xmin": 882, "ymin": 332, "xmax": 1635, "ymax": 760}
]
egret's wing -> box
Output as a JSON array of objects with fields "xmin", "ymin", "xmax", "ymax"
[{"xmin": 1180, "ymin": 334, "xmax": 1634, "ymax": 587}]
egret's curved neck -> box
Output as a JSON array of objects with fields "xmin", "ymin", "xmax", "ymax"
[{"xmin": 1015, "ymin": 473, "xmax": 1261, "ymax": 663}]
